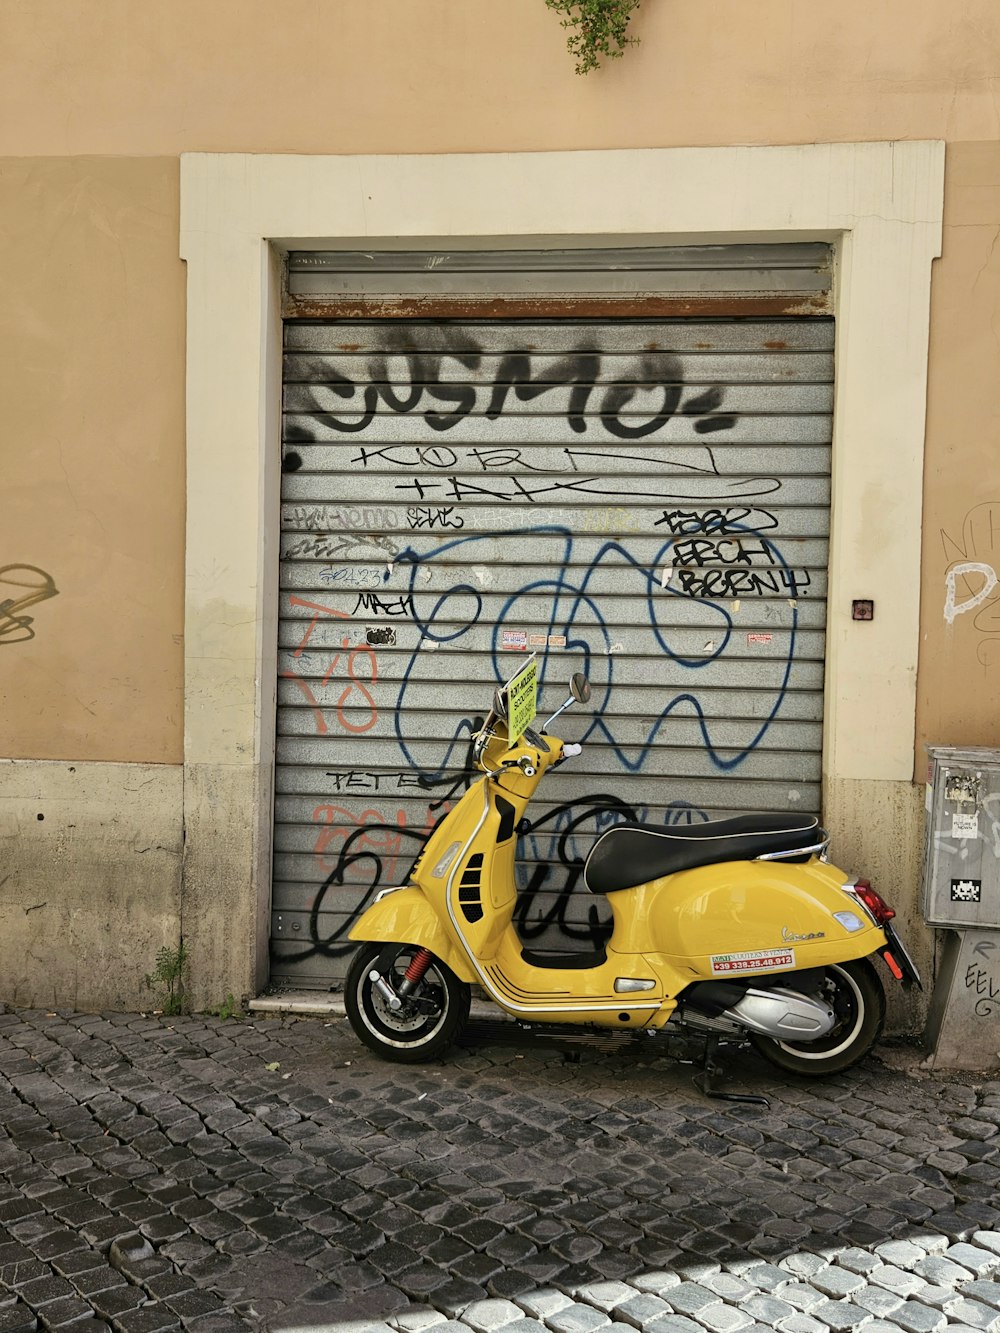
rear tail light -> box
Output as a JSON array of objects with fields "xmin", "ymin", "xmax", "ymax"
[{"xmin": 846, "ymin": 878, "xmax": 896, "ymax": 926}]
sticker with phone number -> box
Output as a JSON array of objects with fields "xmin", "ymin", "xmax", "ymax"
[{"xmin": 710, "ymin": 949, "xmax": 796, "ymax": 975}]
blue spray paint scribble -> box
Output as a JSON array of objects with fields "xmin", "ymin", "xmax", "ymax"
[{"xmin": 391, "ymin": 524, "xmax": 798, "ymax": 783}]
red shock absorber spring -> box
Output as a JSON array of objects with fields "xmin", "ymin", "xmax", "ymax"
[{"xmin": 404, "ymin": 948, "xmax": 433, "ymax": 984}]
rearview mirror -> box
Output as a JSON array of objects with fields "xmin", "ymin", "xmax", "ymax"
[{"xmin": 570, "ymin": 672, "xmax": 591, "ymax": 704}]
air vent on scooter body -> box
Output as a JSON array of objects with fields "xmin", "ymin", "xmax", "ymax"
[{"xmin": 458, "ymin": 853, "xmax": 485, "ymax": 923}]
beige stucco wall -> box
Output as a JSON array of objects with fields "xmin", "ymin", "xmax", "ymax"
[
  {"xmin": 2, "ymin": 6, "xmax": 998, "ymax": 773},
  {"xmin": 1, "ymin": 1, "xmax": 998, "ymax": 155},
  {"xmin": 1, "ymin": 1, "xmax": 998, "ymax": 1025},
  {"xmin": 918, "ymin": 141, "xmax": 1000, "ymax": 760},
  {"xmin": 0, "ymin": 157, "xmax": 185, "ymax": 764},
  {"xmin": 0, "ymin": 158, "xmax": 185, "ymax": 1008}
]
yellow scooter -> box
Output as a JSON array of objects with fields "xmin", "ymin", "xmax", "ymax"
[{"xmin": 344, "ymin": 663, "xmax": 919, "ymax": 1082}]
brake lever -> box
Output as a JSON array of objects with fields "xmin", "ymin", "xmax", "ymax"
[{"xmin": 521, "ymin": 725, "xmax": 550, "ymax": 754}]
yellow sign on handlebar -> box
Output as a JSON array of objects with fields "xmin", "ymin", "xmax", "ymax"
[{"xmin": 506, "ymin": 656, "xmax": 538, "ymax": 744}]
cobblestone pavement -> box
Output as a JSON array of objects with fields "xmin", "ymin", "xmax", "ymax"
[{"xmin": 1, "ymin": 1007, "xmax": 999, "ymax": 1333}]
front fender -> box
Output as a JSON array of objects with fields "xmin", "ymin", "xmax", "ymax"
[{"xmin": 347, "ymin": 887, "xmax": 476, "ymax": 983}]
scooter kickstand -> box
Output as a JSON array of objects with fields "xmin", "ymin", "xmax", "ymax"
[{"xmin": 693, "ymin": 1036, "xmax": 770, "ymax": 1108}]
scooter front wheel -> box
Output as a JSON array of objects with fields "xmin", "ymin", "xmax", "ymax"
[
  {"xmin": 749, "ymin": 959, "xmax": 885, "ymax": 1076},
  {"xmin": 344, "ymin": 943, "xmax": 471, "ymax": 1063}
]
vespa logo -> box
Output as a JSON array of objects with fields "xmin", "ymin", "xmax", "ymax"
[{"xmin": 782, "ymin": 926, "xmax": 826, "ymax": 943}]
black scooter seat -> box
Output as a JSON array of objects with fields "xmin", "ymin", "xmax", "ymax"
[{"xmin": 583, "ymin": 814, "xmax": 821, "ymax": 895}]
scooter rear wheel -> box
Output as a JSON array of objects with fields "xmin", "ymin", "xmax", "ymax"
[
  {"xmin": 345, "ymin": 943, "xmax": 470, "ymax": 1063},
  {"xmin": 749, "ymin": 958, "xmax": 885, "ymax": 1076}
]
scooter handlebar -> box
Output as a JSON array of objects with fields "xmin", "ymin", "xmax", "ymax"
[{"xmin": 562, "ymin": 743, "xmax": 582, "ymax": 758}]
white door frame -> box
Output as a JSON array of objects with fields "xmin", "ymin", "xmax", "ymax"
[{"xmin": 179, "ymin": 143, "xmax": 944, "ymax": 1002}]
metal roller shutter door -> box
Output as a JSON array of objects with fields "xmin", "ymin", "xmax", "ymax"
[{"xmin": 271, "ymin": 252, "xmax": 833, "ymax": 990}]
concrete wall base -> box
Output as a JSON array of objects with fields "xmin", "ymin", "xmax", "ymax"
[
  {"xmin": 0, "ymin": 759, "xmax": 182, "ymax": 1011},
  {"xmin": 181, "ymin": 760, "xmax": 271, "ymax": 1013},
  {"xmin": 0, "ymin": 759, "xmax": 944, "ymax": 1040},
  {"xmin": 824, "ymin": 775, "xmax": 930, "ymax": 1036}
]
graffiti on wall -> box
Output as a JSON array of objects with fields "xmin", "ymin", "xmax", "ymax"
[
  {"xmin": 390, "ymin": 523, "xmax": 800, "ymax": 779},
  {"xmin": 280, "ymin": 596, "xmax": 380, "ymax": 735},
  {"xmin": 276, "ymin": 515, "xmax": 800, "ymax": 964},
  {"xmin": 287, "ymin": 344, "xmax": 740, "ymax": 441},
  {"xmin": 942, "ymin": 502, "xmax": 1000, "ymax": 666},
  {"xmin": 278, "ymin": 784, "xmax": 715, "ymax": 963},
  {"xmin": 0, "ymin": 565, "xmax": 58, "ymax": 645},
  {"xmin": 274, "ymin": 332, "xmax": 825, "ymax": 968}
]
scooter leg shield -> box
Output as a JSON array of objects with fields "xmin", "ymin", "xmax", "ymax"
[{"xmin": 347, "ymin": 887, "xmax": 476, "ymax": 984}]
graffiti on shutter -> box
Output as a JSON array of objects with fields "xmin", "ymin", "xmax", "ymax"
[{"xmin": 271, "ymin": 318, "xmax": 833, "ymax": 988}]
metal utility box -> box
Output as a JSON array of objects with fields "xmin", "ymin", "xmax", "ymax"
[{"xmin": 923, "ymin": 745, "xmax": 1000, "ymax": 930}]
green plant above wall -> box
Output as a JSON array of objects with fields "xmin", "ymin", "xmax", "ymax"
[{"xmin": 545, "ymin": 0, "xmax": 641, "ymax": 75}]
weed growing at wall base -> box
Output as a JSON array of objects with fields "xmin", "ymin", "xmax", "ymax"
[
  {"xmin": 143, "ymin": 939, "xmax": 190, "ymax": 1016},
  {"xmin": 545, "ymin": 0, "xmax": 641, "ymax": 74},
  {"xmin": 208, "ymin": 993, "xmax": 241, "ymax": 1020}
]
